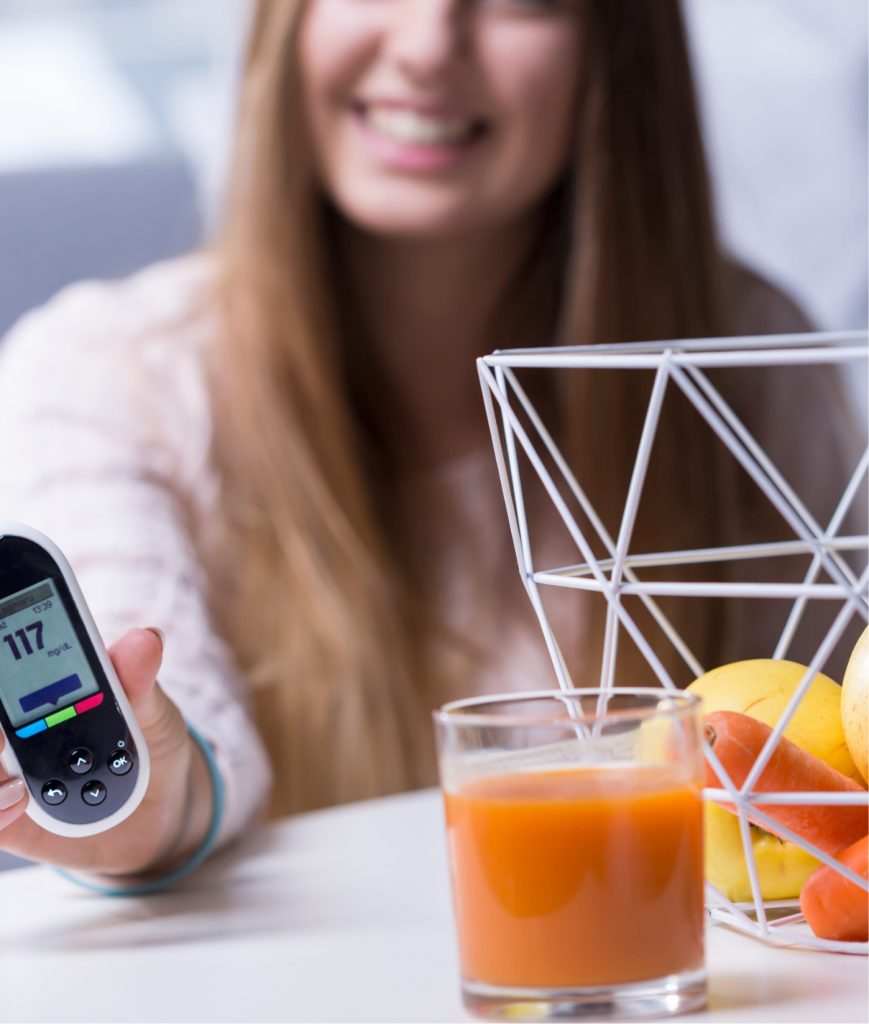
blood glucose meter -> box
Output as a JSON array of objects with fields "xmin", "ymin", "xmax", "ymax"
[{"xmin": 0, "ymin": 523, "xmax": 149, "ymax": 836}]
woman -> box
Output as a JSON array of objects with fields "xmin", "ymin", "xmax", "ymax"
[{"xmin": 0, "ymin": 0, "xmax": 855, "ymax": 886}]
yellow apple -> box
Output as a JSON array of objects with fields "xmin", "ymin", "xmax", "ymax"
[
  {"xmin": 688, "ymin": 659, "xmax": 860, "ymax": 779},
  {"xmin": 841, "ymin": 626, "xmax": 869, "ymax": 784},
  {"xmin": 688, "ymin": 658, "xmax": 862, "ymax": 901},
  {"xmin": 703, "ymin": 804, "xmax": 822, "ymax": 902}
]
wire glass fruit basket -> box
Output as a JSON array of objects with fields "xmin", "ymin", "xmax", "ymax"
[{"xmin": 477, "ymin": 329, "xmax": 868, "ymax": 954}]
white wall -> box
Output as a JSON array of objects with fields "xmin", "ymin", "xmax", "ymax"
[{"xmin": 684, "ymin": 0, "xmax": 868, "ymax": 333}]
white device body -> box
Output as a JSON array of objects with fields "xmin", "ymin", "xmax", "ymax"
[{"xmin": 0, "ymin": 522, "xmax": 150, "ymax": 837}]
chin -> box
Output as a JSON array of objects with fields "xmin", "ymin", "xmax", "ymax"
[
  {"xmin": 338, "ymin": 196, "xmax": 496, "ymax": 242},
  {"xmin": 355, "ymin": 214, "xmax": 474, "ymax": 240}
]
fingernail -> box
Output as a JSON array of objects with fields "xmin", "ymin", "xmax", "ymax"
[
  {"xmin": 0, "ymin": 778, "xmax": 26, "ymax": 810},
  {"xmin": 146, "ymin": 627, "xmax": 165, "ymax": 649}
]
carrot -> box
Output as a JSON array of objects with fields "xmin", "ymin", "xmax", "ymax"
[
  {"xmin": 800, "ymin": 835, "xmax": 869, "ymax": 942},
  {"xmin": 703, "ymin": 710, "xmax": 869, "ymax": 855}
]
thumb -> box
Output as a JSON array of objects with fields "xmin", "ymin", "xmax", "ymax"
[{"xmin": 107, "ymin": 627, "xmax": 175, "ymax": 734}]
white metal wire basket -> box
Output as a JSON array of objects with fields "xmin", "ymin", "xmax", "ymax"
[{"xmin": 477, "ymin": 329, "xmax": 869, "ymax": 954}]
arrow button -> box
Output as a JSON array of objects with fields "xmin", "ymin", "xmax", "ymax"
[
  {"xmin": 81, "ymin": 780, "xmax": 107, "ymax": 806},
  {"xmin": 41, "ymin": 780, "xmax": 68, "ymax": 805},
  {"xmin": 68, "ymin": 748, "xmax": 94, "ymax": 775}
]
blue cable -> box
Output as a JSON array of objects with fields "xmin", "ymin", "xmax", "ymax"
[{"xmin": 55, "ymin": 722, "xmax": 225, "ymax": 897}]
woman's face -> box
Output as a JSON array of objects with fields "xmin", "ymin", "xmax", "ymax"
[{"xmin": 299, "ymin": 0, "xmax": 583, "ymax": 240}]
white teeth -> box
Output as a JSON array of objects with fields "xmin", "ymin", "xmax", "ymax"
[{"xmin": 365, "ymin": 107, "xmax": 476, "ymax": 145}]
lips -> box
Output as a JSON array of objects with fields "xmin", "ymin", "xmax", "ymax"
[{"xmin": 354, "ymin": 101, "xmax": 487, "ymax": 148}]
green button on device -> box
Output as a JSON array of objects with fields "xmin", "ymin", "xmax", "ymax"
[{"xmin": 45, "ymin": 706, "xmax": 77, "ymax": 728}]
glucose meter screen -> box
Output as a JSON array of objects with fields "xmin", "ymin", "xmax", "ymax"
[{"xmin": 0, "ymin": 579, "xmax": 100, "ymax": 729}]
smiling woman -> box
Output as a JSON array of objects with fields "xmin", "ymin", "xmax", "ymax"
[
  {"xmin": 0, "ymin": 0, "xmax": 860, "ymax": 885},
  {"xmin": 299, "ymin": 0, "xmax": 583, "ymax": 234}
]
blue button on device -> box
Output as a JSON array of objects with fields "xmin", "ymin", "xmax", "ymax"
[{"xmin": 16, "ymin": 719, "xmax": 47, "ymax": 739}]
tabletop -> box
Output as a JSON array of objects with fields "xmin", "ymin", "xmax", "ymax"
[{"xmin": 0, "ymin": 788, "xmax": 866, "ymax": 1024}]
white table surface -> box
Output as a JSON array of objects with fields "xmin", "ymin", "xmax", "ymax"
[{"xmin": 0, "ymin": 788, "xmax": 866, "ymax": 1024}]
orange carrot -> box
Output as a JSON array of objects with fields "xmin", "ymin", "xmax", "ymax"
[
  {"xmin": 703, "ymin": 710, "xmax": 869, "ymax": 855},
  {"xmin": 800, "ymin": 835, "xmax": 869, "ymax": 942}
]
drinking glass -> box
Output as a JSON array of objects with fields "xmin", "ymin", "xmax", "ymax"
[{"xmin": 434, "ymin": 688, "xmax": 706, "ymax": 1021}]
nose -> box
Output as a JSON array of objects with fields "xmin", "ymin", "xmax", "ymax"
[{"xmin": 384, "ymin": 0, "xmax": 467, "ymax": 84}]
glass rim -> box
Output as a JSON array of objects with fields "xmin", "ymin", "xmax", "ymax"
[{"xmin": 432, "ymin": 687, "xmax": 701, "ymax": 729}]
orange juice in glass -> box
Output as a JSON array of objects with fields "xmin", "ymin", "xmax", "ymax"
[{"xmin": 434, "ymin": 689, "xmax": 706, "ymax": 1021}]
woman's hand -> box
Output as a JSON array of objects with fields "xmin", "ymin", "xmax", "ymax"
[{"xmin": 0, "ymin": 628, "xmax": 214, "ymax": 880}]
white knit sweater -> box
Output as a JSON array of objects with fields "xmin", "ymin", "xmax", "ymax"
[
  {"xmin": 0, "ymin": 253, "xmax": 837, "ymax": 847},
  {"xmin": 0, "ymin": 255, "xmax": 272, "ymax": 848}
]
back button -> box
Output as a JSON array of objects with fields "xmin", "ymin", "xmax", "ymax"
[{"xmin": 41, "ymin": 781, "xmax": 67, "ymax": 805}]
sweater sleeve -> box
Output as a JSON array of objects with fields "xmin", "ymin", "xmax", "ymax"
[{"xmin": 0, "ymin": 268, "xmax": 272, "ymax": 850}]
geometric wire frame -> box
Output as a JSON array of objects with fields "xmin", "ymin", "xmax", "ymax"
[{"xmin": 477, "ymin": 330, "xmax": 869, "ymax": 955}]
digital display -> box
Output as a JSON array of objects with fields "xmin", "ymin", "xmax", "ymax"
[{"xmin": 0, "ymin": 578, "xmax": 100, "ymax": 729}]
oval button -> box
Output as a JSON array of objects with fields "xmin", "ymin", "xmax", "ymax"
[
  {"xmin": 68, "ymin": 748, "xmax": 94, "ymax": 775},
  {"xmin": 81, "ymin": 780, "xmax": 107, "ymax": 806},
  {"xmin": 108, "ymin": 750, "xmax": 133, "ymax": 776},
  {"xmin": 41, "ymin": 780, "xmax": 67, "ymax": 805}
]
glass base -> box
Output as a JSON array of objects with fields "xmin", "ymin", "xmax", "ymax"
[{"xmin": 462, "ymin": 967, "xmax": 707, "ymax": 1021}]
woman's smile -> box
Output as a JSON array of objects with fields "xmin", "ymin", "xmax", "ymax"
[
  {"xmin": 351, "ymin": 99, "xmax": 489, "ymax": 172},
  {"xmin": 300, "ymin": 0, "xmax": 582, "ymax": 237}
]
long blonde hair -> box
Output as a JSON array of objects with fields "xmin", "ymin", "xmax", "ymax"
[{"xmin": 206, "ymin": 1, "xmax": 785, "ymax": 815}]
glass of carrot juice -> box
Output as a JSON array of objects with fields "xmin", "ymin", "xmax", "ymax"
[{"xmin": 434, "ymin": 688, "xmax": 706, "ymax": 1021}]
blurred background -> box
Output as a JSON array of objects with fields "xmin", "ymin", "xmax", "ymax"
[
  {"xmin": 0, "ymin": 0, "xmax": 865, "ymax": 869},
  {"xmin": 0, "ymin": 0, "xmax": 246, "ymax": 337},
  {"xmin": 0, "ymin": 0, "xmax": 866, "ymax": 341}
]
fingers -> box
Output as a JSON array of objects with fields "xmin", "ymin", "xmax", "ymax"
[
  {"xmin": 108, "ymin": 627, "xmax": 163, "ymax": 701},
  {"xmin": 0, "ymin": 778, "xmax": 26, "ymax": 810},
  {"xmin": 0, "ymin": 689, "xmax": 21, "ymax": 793},
  {"xmin": 108, "ymin": 628, "xmax": 188, "ymax": 766},
  {"xmin": 0, "ymin": 777, "xmax": 27, "ymax": 831},
  {"xmin": 108, "ymin": 627, "xmax": 168, "ymax": 731},
  {"xmin": 0, "ymin": 626, "xmax": 187, "ymax": 869}
]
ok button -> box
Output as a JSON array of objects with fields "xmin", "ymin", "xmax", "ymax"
[
  {"xmin": 108, "ymin": 749, "xmax": 133, "ymax": 775},
  {"xmin": 68, "ymin": 748, "xmax": 94, "ymax": 775}
]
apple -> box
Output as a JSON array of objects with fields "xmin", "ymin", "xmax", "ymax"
[
  {"xmin": 687, "ymin": 658, "xmax": 862, "ymax": 902},
  {"xmin": 841, "ymin": 626, "xmax": 869, "ymax": 784},
  {"xmin": 703, "ymin": 804, "xmax": 822, "ymax": 902}
]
